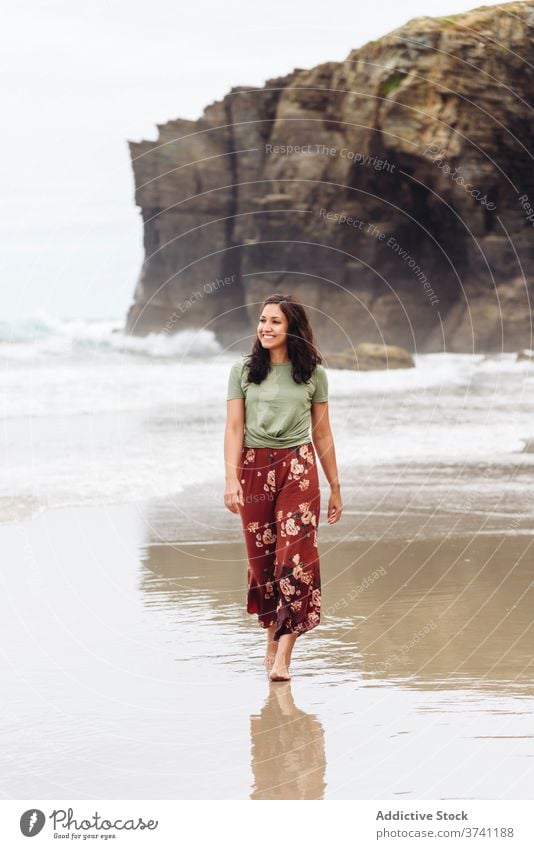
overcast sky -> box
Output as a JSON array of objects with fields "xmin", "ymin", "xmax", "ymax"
[{"xmin": 1, "ymin": 0, "xmax": 507, "ymax": 323}]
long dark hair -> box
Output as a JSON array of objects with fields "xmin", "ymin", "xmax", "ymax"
[{"xmin": 245, "ymin": 293, "xmax": 322, "ymax": 385}]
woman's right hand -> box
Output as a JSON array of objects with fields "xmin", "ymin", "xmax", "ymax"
[{"xmin": 224, "ymin": 478, "xmax": 244, "ymax": 514}]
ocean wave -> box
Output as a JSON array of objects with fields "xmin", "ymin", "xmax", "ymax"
[{"xmin": 0, "ymin": 313, "xmax": 222, "ymax": 361}]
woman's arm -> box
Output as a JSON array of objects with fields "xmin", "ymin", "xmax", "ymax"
[
  {"xmin": 311, "ymin": 401, "xmax": 343, "ymax": 524},
  {"xmin": 224, "ymin": 399, "xmax": 245, "ymax": 513}
]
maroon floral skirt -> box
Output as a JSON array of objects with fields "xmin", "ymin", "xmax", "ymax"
[{"xmin": 237, "ymin": 442, "xmax": 321, "ymax": 641}]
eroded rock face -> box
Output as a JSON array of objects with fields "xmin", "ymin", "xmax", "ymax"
[{"xmin": 126, "ymin": 2, "xmax": 534, "ymax": 353}]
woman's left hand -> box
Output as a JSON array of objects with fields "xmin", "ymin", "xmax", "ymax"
[{"xmin": 327, "ymin": 489, "xmax": 343, "ymax": 524}]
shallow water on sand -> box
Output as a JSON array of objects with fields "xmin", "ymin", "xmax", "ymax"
[{"xmin": 1, "ymin": 502, "xmax": 533, "ymax": 799}]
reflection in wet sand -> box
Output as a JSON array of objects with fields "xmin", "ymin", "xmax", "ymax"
[
  {"xmin": 250, "ymin": 683, "xmax": 326, "ymax": 799},
  {"xmin": 138, "ymin": 530, "xmax": 534, "ymax": 798},
  {"xmin": 143, "ymin": 533, "xmax": 534, "ymax": 695},
  {"xmin": 320, "ymin": 535, "xmax": 534, "ymax": 694}
]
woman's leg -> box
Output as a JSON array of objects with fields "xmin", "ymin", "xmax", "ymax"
[
  {"xmin": 270, "ymin": 443, "xmax": 322, "ymax": 679},
  {"xmin": 270, "ymin": 633, "xmax": 298, "ymax": 680},
  {"xmin": 265, "ymin": 623, "xmax": 278, "ymax": 670},
  {"xmin": 237, "ymin": 448, "xmax": 279, "ymax": 653}
]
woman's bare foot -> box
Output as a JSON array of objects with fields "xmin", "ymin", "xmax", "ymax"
[
  {"xmin": 269, "ymin": 664, "xmax": 291, "ymax": 681},
  {"xmin": 269, "ymin": 631, "xmax": 297, "ymax": 681}
]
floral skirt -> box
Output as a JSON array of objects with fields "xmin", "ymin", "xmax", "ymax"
[{"xmin": 237, "ymin": 442, "xmax": 321, "ymax": 641}]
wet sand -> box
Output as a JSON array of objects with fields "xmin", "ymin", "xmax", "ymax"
[{"xmin": 1, "ymin": 501, "xmax": 534, "ymax": 799}]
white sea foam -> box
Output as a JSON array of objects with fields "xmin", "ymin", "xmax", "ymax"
[{"xmin": 0, "ymin": 313, "xmax": 221, "ymax": 361}]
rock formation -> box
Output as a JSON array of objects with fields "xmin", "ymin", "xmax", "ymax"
[
  {"xmin": 324, "ymin": 344, "xmax": 415, "ymax": 370},
  {"xmin": 126, "ymin": 1, "xmax": 534, "ymax": 353}
]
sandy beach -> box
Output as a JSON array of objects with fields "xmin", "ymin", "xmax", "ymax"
[{"xmin": 2, "ymin": 498, "xmax": 533, "ymax": 800}]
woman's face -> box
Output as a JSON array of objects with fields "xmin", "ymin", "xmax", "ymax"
[{"xmin": 257, "ymin": 304, "xmax": 289, "ymax": 353}]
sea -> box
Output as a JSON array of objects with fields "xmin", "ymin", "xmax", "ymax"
[{"xmin": 2, "ymin": 313, "xmax": 534, "ymax": 540}]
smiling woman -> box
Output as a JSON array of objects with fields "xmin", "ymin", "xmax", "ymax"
[{"xmin": 223, "ymin": 292, "xmax": 342, "ymax": 683}]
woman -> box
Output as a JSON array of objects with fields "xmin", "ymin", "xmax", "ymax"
[{"xmin": 224, "ymin": 293, "xmax": 342, "ymax": 681}]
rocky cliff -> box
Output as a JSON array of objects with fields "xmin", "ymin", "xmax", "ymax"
[{"xmin": 126, "ymin": 1, "xmax": 534, "ymax": 353}]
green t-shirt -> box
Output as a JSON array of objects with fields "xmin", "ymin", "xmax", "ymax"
[{"xmin": 226, "ymin": 357, "xmax": 329, "ymax": 448}]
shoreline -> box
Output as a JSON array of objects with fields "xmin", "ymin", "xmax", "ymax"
[{"xmin": 4, "ymin": 490, "xmax": 534, "ymax": 542}]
